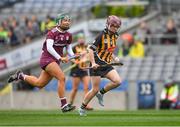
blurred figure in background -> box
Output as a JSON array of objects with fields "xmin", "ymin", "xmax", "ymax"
[
  {"xmin": 69, "ymin": 33, "xmax": 93, "ymax": 110},
  {"xmin": 0, "ymin": 25, "xmax": 8, "ymax": 45},
  {"xmin": 129, "ymin": 34, "xmax": 145, "ymax": 58},
  {"xmin": 31, "ymin": 15, "xmax": 41, "ymax": 37},
  {"xmin": 9, "ymin": 19, "xmax": 21, "ymax": 46},
  {"xmin": 8, "ymin": 26, "xmax": 20, "ymax": 47},
  {"xmin": 161, "ymin": 18, "xmax": 178, "ymax": 44},
  {"xmin": 118, "ymin": 33, "xmax": 133, "ymax": 57},
  {"xmin": 136, "ymin": 20, "xmax": 151, "ymax": 45},
  {"xmin": 160, "ymin": 78, "xmax": 179, "ymax": 109},
  {"xmin": 24, "ymin": 20, "xmax": 36, "ymax": 43},
  {"xmin": 40, "ymin": 15, "xmax": 56, "ymax": 33}
]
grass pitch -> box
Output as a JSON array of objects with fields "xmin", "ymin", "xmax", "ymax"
[{"xmin": 0, "ymin": 110, "xmax": 180, "ymax": 126}]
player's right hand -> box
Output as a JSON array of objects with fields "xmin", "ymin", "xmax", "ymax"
[
  {"xmin": 114, "ymin": 56, "xmax": 120, "ymax": 62},
  {"xmin": 91, "ymin": 63, "xmax": 99, "ymax": 69},
  {"xmin": 60, "ymin": 56, "xmax": 69, "ymax": 63}
]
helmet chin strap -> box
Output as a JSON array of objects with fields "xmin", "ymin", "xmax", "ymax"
[
  {"xmin": 56, "ymin": 26, "xmax": 68, "ymax": 33},
  {"xmin": 60, "ymin": 26, "xmax": 70, "ymax": 31},
  {"xmin": 57, "ymin": 22, "xmax": 70, "ymax": 31}
]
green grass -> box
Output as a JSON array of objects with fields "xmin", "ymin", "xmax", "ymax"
[{"xmin": 0, "ymin": 110, "xmax": 180, "ymax": 126}]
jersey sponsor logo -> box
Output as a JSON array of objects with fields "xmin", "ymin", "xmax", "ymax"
[
  {"xmin": 59, "ymin": 35, "xmax": 64, "ymax": 38},
  {"xmin": 54, "ymin": 35, "xmax": 70, "ymax": 43},
  {"xmin": 107, "ymin": 46, "xmax": 116, "ymax": 52},
  {"xmin": 54, "ymin": 37, "xmax": 64, "ymax": 44},
  {"xmin": 53, "ymin": 43, "xmax": 66, "ymax": 47}
]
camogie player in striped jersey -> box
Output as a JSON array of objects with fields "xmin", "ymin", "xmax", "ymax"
[
  {"xmin": 69, "ymin": 33, "xmax": 93, "ymax": 110},
  {"xmin": 78, "ymin": 15, "xmax": 122, "ymax": 116}
]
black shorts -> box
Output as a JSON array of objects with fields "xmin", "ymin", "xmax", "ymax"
[
  {"xmin": 90, "ymin": 55, "xmax": 114, "ymax": 77},
  {"xmin": 70, "ymin": 66, "xmax": 88, "ymax": 77}
]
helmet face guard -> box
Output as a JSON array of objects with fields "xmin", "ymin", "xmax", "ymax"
[
  {"xmin": 106, "ymin": 15, "xmax": 121, "ymax": 33},
  {"xmin": 56, "ymin": 13, "xmax": 71, "ymax": 30}
]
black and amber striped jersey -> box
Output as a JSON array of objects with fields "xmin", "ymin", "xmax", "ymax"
[
  {"xmin": 90, "ymin": 29, "xmax": 119, "ymax": 63},
  {"xmin": 73, "ymin": 44, "xmax": 89, "ymax": 68}
]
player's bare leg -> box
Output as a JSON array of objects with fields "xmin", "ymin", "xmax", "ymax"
[
  {"xmin": 45, "ymin": 62, "xmax": 76, "ymax": 112},
  {"xmin": 69, "ymin": 77, "xmax": 81, "ymax": 104},
  {"xmin": 8, "ymin": 62, "xmax": 75, "ymax": 112},
  {"xmin": 82, "ymin": 76, "xmax": 93, "ymax": 110},
  {"xmin": 8, "ymin": 70, "xmax": 52, "ymax": 88},
  {"xmin": 104, "ymin": 69, "xmax": 122, "ymax": 92},
  {"xmin": 96, "ymin": 69, "xmax": 122, "ymax": 106},
  {"xmin": 79, "ymin": 76, "xmax": 101, "ymax": 116},
  {"xmin": 82, "ymin": 76, "xmax": 90, "ymax": 96},
  {"xmin": 24, "ymin": 71, "xmax": 52, "ymax": 88},
  {"xmin": 83, "ymin": 76, "xmax": 101, "ymax": 105}
]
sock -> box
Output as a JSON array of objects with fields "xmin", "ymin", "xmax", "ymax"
[
  {"xmin": 60, "ymin": 97, "xmax": 67, "ymax": 108},
  {"xmin": 100, "ymin": 88, "xmax": 106, "ymax": 94},
  {"xmin": 80, "ymin": 103, "xmax": 87, "ymax": 109}
]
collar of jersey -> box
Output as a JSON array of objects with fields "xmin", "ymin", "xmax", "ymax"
[{"xmin": 56, "ymin": 27, "xmax": 66, "ymax": 33}]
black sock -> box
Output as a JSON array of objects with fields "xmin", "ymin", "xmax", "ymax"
[
  {"xmin": 100, "ymin": 88, "xmax": 106, "ymax": 94},
  {"xmin": 81, "ymin": 103, "xmax": 87, "ymax": 109}
]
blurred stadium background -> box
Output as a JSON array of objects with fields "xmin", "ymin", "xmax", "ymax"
[{"xmin": 0, "ymin": 0, "xmax": 180, "ymax": 112}]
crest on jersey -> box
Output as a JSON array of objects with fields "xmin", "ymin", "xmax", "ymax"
[
  {"xmin": 66, "ymin": 36, "xmax": 69, "ymax": 41},
  {"xmin": 104, "ymin": 39, "xmax": 108, "ymax": 43}
]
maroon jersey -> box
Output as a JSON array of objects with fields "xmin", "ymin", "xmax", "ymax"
[
  {"xmin": 42, "ymin": 27, "xmax": 72, "ymax": 58},
  {"xmin": 40, "ymin": 27, "xmax": 72, "ymax": 70}
]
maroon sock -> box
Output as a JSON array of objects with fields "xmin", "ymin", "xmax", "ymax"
[{"xmin": 60, "ymin": 97, "xmax": 67, "ymax": 108}]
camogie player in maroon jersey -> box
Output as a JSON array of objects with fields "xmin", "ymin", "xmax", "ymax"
[{"xmin": 8, "ymin": 13, "xmax": 76, "ymax": 112}]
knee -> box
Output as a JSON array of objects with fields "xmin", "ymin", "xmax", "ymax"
[
  {"xmin": 58, "ymin": 75, "xmax": 66, "ymax": 82},
  {"xmin": 83, "ymin": 87, "xmax": 89, "ymax": 92},
  {"xmin": 91, "ymin": 88, "xmax": 99, "ymax": 94},
  {"xmin": 73, "ymin": 88, "xmax": 78, "ymax": 92},
  {"xmin": 113, "ymin": 78, "xmax": 122, "ymax": 87}
]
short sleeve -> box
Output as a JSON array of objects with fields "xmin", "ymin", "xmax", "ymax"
[
  {"xmin": 46, "ymin": 30, "xmax": 55, "ymax": 40},
  {"xmin": 90, "ymin": 32, "xmax": 103, "ymax": 51}
]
